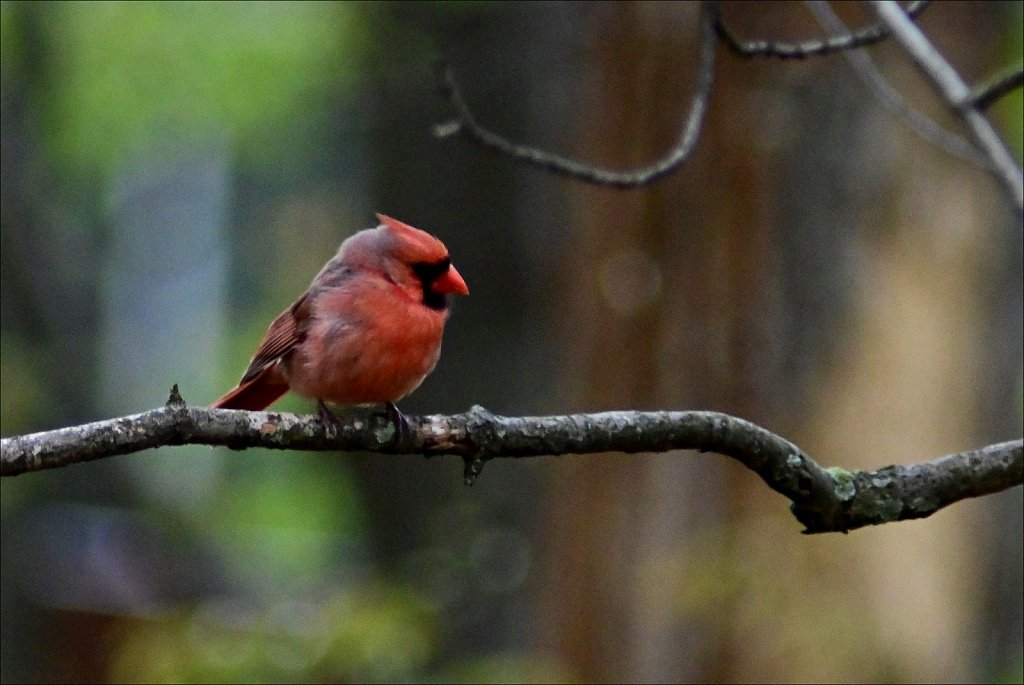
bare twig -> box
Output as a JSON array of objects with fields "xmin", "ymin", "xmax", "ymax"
[
  {"xmin": 2, "ymin": 387, "xmax": 1020, "ymax": 535},
  {"xmin": 967, "ymin": 66, "xmax": 1024, "ymax": 111},
  {"xmin": 716, "ymin": 0, "xmax": 931, "ymax": 59},
  {"xmin": 807, "ymin": 1, "xmax": 988, "ymax": 167},
  {"xmin": 433, "ymin": 1, "xmax": 717, "ymax": 187},
  {"xmin": 867, "ymin": 1, "xmax": 1024, "ymax": 211}
]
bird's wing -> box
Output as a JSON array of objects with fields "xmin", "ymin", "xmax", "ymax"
[{"xmin": 239, "ymin": 292, "xmax": 311, "ymax": 383}]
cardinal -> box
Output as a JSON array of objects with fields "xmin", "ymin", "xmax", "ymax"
[{"xmin": 211, "ymin": 213, "xmax": 469, "ymax": 436}]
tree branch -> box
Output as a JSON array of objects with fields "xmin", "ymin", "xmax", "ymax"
[
  {"xmin": 715, "ymin": 0, "xmax": 931, "ymax": 60},
  {"xmin": 966, "ymin": 66, "xmax": 1024, "ymax": 111},
  {"xmin": 867, "ymin": 1, "xmax": 1024, "ymax": 211},
  {"xmin": 433, "ymin": 1, "xmax": 1022, "ymax": 203},
  {"xmin": 432, "ymin": 0, "xmax": 717, "ymax": 188},
  {"xmin": 806, "ymin": 0, "xmax": 988, "ymax": 167},
  {"xmin": 2, "ymin": 387, "xmax": 1020, "ymax": 536}
]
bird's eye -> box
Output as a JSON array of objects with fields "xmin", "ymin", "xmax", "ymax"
[
  {"xmin": 411, "ymin": 257, "xmax": 452, "ymax": 311},
  {"xmin": 411, "ymin": 257, "xmax": 451, "ymax": 284}
]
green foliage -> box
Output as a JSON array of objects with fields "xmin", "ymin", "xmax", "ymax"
[
  {"xmin": 210, "ymin": 456, "xmax": 366, "ymax": 588},
  {"xmin": 108, "ymin": 581, "xmax": 438, "ymax": 683},
  {"xmin": 35, "ymin": 2, "xmax": 363, "ymax": 177},
  {"xmin": 998, "ymin": 1, "xmax": 1024, "ymax": 157},
  {"xmin": 101, "ymin": 452, "xmax": 442, "ymax": 683},
  {"xmin": 432, "ymin": 654, "xmax": 571, "ymax": 684}
]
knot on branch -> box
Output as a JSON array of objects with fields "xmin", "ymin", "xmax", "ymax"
[
  {"xmin": 462, "ymin": 456, "xmax": 485, "ymax": 486},
  {"xmin": 165, "ymin": 384, "xmax": 187, "ymax": 411},
  {"xmin": 459, "ymin": 405, "xmax": 501, "ymax": 485}
]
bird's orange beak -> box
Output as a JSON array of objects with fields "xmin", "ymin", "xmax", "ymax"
[{"xmin": 433, "ymin": 264, "xmax": 469, "ymax": 296}]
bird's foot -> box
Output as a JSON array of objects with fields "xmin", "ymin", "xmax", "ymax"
[
  {"xmin": 317, "ymin": 400, "xmax": 341, "ymax": 439},
  {"xmin": 384, "ymin": 401, "xmax": 410, "ymax": 444}
]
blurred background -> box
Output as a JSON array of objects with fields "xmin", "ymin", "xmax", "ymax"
[{"xmin": 1, "ymin": 1, "xmax": 1021, "ymax": 682}]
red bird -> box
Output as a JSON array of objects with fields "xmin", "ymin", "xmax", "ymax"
[{"xmin": 212, "ymin": 213, "xmax": 468, "ymax": 434}]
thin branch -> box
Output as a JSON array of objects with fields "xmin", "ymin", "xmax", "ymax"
[
  {"xmin": 867, "ymin": 1, "xmax": 1024, "ymax": 211},
  {"xmin": 433, "ymin": 1, "xmax": 717, "ymax": 188},
  {"xmin": 2, "ymin": 387, "xmax": 1020, "ymax": 535},
  {"xmin": 807, "ymin": 1, "xmax": 988, "ymax": 167},
  {"xmin": 967, "ymin": 66, "xmax": 1024, "ymax": 111},
  {"xmin": 716, "ymin": 0, "xmax": 931, "ymax": 60}
]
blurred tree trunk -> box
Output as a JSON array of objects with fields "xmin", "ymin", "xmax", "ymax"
[
  {"xmin": 541, "ymin": 4, "xmax": 759, "ymax": 681},
  {"xmin": 540, "ymin": 2, "xmax": 1021, "ymax": 682}
]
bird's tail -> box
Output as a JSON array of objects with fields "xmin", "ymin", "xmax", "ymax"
[{"xmin": 211, "ymin": 366, "xmax": 289, "ymax": 410}]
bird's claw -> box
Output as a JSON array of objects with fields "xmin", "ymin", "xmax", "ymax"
[
  {"xmin": 317, "ymin": 400, "xmax": 341, "ymax": 439},
  {"xmin": 384, "ymin": 401, "xmax": 410, "ymax": 444}
]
